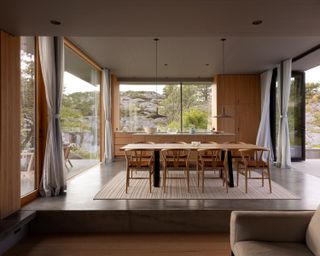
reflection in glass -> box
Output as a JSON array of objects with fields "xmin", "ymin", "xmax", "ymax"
[
  {"xmin": 20, "ymin": 37, "xmax": 36, "ymax": 196},
  {"xmin": 120, "ymin": 84, "xmax": 180, "ymax": 132},
  {"xmin": 288, "ymin": 76, "xmax": 303, "ymax": 159},
  {"xmin": 119, "ymin": 83, "xmax": 212, "ymax": 132},
  {"xmin": 182, "ymin": 84, "xmax": 212, "ymax": 132},
  {"xmin": 61, "ymin": 47, "xmax": 100, "ymax": 178}
]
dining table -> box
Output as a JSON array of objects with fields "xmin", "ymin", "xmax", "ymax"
[{"xmin": 121, "ymin": 143, "xmax": 264, "ymax": 188}]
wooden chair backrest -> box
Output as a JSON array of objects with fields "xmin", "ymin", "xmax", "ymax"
[
  {"xmin": 161, "ymin": 148, "xmax": 190, "ymax": 168},
  {"xmin": 239, "ymin": 148, "xmax": 270, "ymax": 167},
  {"xmin": 124, "ymin": 149, "xmax": 154, "ymax": 168},
  {"xmin": 197, "ymin": 148, "xmax": 226, "ymax": 164}
]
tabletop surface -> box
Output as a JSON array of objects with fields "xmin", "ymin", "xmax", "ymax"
[{"xmin": 121, "ymin": 143, "xmax": 265, "ymax": 151}]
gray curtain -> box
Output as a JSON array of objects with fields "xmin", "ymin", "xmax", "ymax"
[
  {"xmin": 38, "ymin": 37, "xmax": 65, "ymax": 196},
  {"xmin": 276, "ymin": 59, "xmax": 292, "ymax": 168},
  {"xmin": 256, "ymin": 69, "xmax": 274, "ymax": 160},
  {"xmin": 102, "ymin": 69, "xmax": 113, "ymax": 163}
]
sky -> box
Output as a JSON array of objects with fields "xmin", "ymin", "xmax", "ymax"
[
  {"xmin": 305, "ymin": 65, "xmax": 320, "ymax": 83},
  {"xmin": 120, "ymin": 84, "xmax": 165, "ymax": 94}
]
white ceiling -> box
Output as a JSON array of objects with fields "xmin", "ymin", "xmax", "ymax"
[{"xmin": 2, "ymin": 0, "xmax": 320, "ymax": 78}]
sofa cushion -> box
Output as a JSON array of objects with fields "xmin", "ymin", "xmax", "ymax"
[
  {"xmin": 306, "ymin": 206, "xmax": 320, "ymax": 256},
  {"xmin": 234, "ymin": 241, "xmax": 314, "ymax": 256}
]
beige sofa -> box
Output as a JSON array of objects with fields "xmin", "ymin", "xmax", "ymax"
[{"xmin": 230, "ymin": 207, "xmax": 320, "ymax": 256}]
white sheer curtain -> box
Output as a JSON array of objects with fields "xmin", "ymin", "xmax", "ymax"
[
  {"xmin": 256, "ymin": 69, "xmax": 274, "ymax": 160},
  {"xmin": 102, "ymin": 69, "xmax": 113, "ymax": 163},
  {"xmin": 276, "ymin": 59, "xmax": 292, "ymax": 168},
  {"xmin": 38, "ymin": 37, "xmax": 66, "ymax": 196}
]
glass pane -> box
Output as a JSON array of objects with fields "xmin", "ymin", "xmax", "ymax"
[
  {"xmin": 119, "ymin": 84, "xmax": 181, "ymax": 132},
  {"xmin": 181, "ymin": 83, "xmax": 212, "ymax": 132},
  {"xmin": 20, "ymin": 37, "xmax": 36, "ymax": 196},
  {"xmin": 305, "ymin": 66, "xmax": 320, "ymax": 158},
  {"xmin": 61, "ymin": 47, "xmax": 100, "ymax": 178},
  {"xmin": 288, "ymin": 76, "xmax": 303, "ymax": 158}
]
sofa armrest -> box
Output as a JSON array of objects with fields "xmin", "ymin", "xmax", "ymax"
[{"xmin": 230, "ymin": 211, "xmax": 314, "ymax": 252}]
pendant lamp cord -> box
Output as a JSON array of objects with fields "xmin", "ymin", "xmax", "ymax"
[{"xmin": 154, "ymin": 38, "xmax": 159, "ymax": 113}]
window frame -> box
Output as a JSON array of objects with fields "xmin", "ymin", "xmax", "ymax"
[{"xmin": 117, "ymin": 81, "xmax": 213, "ymax": 133}]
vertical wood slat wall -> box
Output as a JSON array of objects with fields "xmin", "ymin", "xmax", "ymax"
[
  {"xmin": 215, "ymin": 74, "xmax": 261, "ymax": 144},
  {"xmin": 0, "ymin": 31, "xmax": 21, "ymax": 219}
]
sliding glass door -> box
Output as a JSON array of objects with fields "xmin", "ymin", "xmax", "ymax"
[
  {"xmin": 288, "ymin": 71, "xmax": 305, "ymax": 161},
  {"xmin": 272, "ymin": 70, "xmax": 305, "ymax": 161},
  {"xmin": 20, "ymin": 37, "xmax": 37, "ymax": 196},
  {"xmin": 61, "ymin": 46, "xmax": 101, "ymax": 178}
]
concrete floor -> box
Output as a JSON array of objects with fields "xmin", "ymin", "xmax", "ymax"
[
  {"xmin": 292, "ymin": 159, "xmax": 320, "ymax": 178},
  {"xmin": 22, "ymin": 158, "xmax": 320, "ymax": 211}
]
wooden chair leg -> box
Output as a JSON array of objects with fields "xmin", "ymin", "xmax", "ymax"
[
  {"xmin": 187, "ymin": 166, "xmax": 190, "ymax": 193},
  {"xmin": 245, "ymin": 167, "xmax": 248, "ymax": 193},
  {"xmin": 261, "ymin": 168, "xmax": 264, "ymax": 187},
  {"xmin": 267, "ymin": 166, "xmax": 272, "ymax": 193},
  {"xmin": 202, "ymin": 168, "xmax": 205, "ymax": 193},
  {"xmin": 197, "ymin": 164, "xmax": 200, "ymax": 187},
  {"xmin": 149, "ymin": 169, "xmax": 152, "ymax": 193},
  {"xmin": 163, "ymin": 167, "xmax": 167, "ymax": 193},
  {"xmin": 236, "ymin": 168, "xmax": 240, "ymax": 187},
  {"xmin": 225, "ymin": 168, "xmax": 228, "ymax": 193},
  {"xmin": 68, "ymin": 159, "xmax": 73, "ymax": 167},
  {"xmin": 126, "ymin": 166, "xmax": 130, "ymax": 193}
]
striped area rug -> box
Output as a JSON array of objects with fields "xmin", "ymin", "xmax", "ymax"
[{"xmin": 94, "ymin": 171, "xmax": 299, "ymax": 200}]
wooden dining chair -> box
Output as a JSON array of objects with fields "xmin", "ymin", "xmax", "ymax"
[
  {"xmin": 237, "ymin": 148, "xmax": 272, "ymax": 193},
  {"xmin": 161, "ymin": 148, "xmax": 191, "ymax": 193},
  {"xmin": 124, "ymin": 149, "xmax": 154, "ymax": 193},
  {"xmin": 63, "ymin": 144, "xmax": 73, "ymax": 169},
  {"xmin": 224, "ymin": 141, "xmax": 246, "ymax": 159},
  {"xmin": 197, "ymin": 149, "xmax": 228, "ymax": 193},
  {"xmin": 130, "ymin": 141, "xmax": 155, "ymax": 178}
]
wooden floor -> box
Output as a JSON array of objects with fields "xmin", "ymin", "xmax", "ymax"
[{"xmin": 6, "ymin": 233, "xmax": 230, "ymax": 256}]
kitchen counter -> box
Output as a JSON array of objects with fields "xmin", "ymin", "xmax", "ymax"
[{"xmin": 114, "ymin": 131, "xmax": 236, "ymax": 156}]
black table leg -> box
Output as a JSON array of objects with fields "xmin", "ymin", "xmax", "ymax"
[
  {"xmin": 153, "ymin": 150, "xmax": 160, "ymax": 187},
  {"xmin": 227, "ymin": 150, "xmax": 234, "ymax": 187}
]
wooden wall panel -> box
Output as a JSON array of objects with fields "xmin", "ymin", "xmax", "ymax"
[
  {"xmin": 236, "ymin": 75, "xmax": 260, "ymax": 105},
  {"xmin": 215, "ymin": 74, "xmax": 260, "ymax": 144},
  {"xmin": 236, "ymin": 104, "xmax": 261, "ymax": 143},
  {"xmin": 111, "ymin": 75, "xmax": 120, "ymax": 133},
  {"xmin": 216, "ymin": 75, "xmax": 236, "ymax": 106},
  {"xmin": 0, "ymin": 31, "xmax": 21, "ymax": 219}
]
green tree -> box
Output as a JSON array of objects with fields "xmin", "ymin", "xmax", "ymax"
[
  {"xmin": 20, "ymin": 50, "xmax": 36, "ymax": 150},
  {"xmin": 305, "ymin": 82, "xmax": 320, "ymax": 103},
  {"xmin": 183, "ymin": 108, "xmax": 208, "ymax": 130}
]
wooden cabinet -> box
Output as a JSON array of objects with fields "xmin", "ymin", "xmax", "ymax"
[
  {"xmin": 215, "ymin": 75, "xmax": 260, "ymax": 144},
  {"xmin": 114, "ymin": 132, "xmax": 133, "ymax": 156}
]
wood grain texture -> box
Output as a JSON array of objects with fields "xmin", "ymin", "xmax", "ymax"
[
  {"xmin": 215, "ymin": 74, "xmax": 261, "ymax": 144},
  {"xmin": 6, "ymin": 233, "xmax": 230, "ymax": 256},
  {"xmin": 114, "ymin": 133, "xmax": 236, "ymax": 157},
  {"xmin": 111, "ymin": 74, "xmax": 120, "ymax": 133},
  {"xmin": 0, "ymin": 31, "xmax": 21, "ymax": 219}
]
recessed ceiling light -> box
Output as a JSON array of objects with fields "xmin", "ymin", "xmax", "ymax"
[
  {"xmin": 252, "ymin": 20, "xmax": 263, "ymax": 25},
  {"xmin": 50, "ymin": 20, "xmax": 61, "ymax": 25}
]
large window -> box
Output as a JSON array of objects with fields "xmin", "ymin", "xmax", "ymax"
[
  {"xmin": 20, "ymin": 37, "xmax": 36, "ymax": 196},
  {"xmin": 119, "ymin": 83, "xmax": 212, "ymax": 132},
  {"xmin": 61, "ymin": 46, "xmax": 100, "ymax": 178}
]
